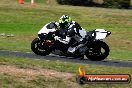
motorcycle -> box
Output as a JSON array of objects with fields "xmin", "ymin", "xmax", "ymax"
[{"xmin": 31, "ymin": 23, "xmax": 111, "ymax": 61}]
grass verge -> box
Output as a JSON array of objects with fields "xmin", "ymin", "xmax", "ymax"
[{"xmin": 0, "ymin": 55, "xmax": 131, "ymax": 88}]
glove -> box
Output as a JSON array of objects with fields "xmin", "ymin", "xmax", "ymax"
[{"xmin": 54, "ymin": 36, "xmax": 61, "ymax": 40}]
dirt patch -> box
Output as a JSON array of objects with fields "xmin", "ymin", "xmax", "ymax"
[{"xmin": 0, "ymin": 65, "xmax": 74, "ymax": 79}]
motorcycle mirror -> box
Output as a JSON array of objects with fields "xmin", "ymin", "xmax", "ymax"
[{"xmin": 106, "ymin": 31, "xmax": 111, "ymax": 37}]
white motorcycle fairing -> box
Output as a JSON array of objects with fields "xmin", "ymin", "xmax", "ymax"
[
  {"xmin": 94, "ymin": 29, "xmax": 110, "ymax": 40},
  {"xmin": 38, "ymin": 23, "xmax": 56, "ymax": 34}
]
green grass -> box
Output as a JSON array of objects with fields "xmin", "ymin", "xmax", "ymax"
[
  {"xmin": 0, "ymin": 74, "xmax": 131, "ymax": 88},
  {"xmin": 0, "ymin": 0, "xmax": 132, "ymax": 60},
  {"xmin": 0, "ymin": 55, "xmax": 131, "ymax": 88},
  {"xmin": 0, "ymin": 55, "xmax": 132, "ymax": 74},
  {"xmin": 0, "ymin": 74, "xmax": 71, "ymax": 88}
]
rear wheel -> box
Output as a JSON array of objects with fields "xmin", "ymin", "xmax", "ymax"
[
  {"xmin": 31, "ymin": 38, "xmax": 51, "ymax": 56},
  {"xmin": 85, "ymin": 41, "xmax": 109, "ymax": 61}
]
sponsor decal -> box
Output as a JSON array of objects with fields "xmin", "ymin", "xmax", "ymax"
[{"xmin": 76, "ymin": 66, "xmax": 131, "ymax": 84}]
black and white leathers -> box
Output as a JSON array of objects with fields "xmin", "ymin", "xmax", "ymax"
[{"xmin": 55, "ymin": 21, "xmax": 87, "ymax": 45}]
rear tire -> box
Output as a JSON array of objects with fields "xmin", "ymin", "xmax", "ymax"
[
  {"xmin": 31, "ymin": 38, "xmax": 51, "ymax": 56},
  {"xmin": 85, "ymin": 41, "xmax": 109, "ymax": 61}
]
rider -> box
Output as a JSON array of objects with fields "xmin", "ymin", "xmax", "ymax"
[
  {"xmin": 38, "ymin": 15, "xmax": 87, "ymax": 54},
  {"xmin": 54, "ymin": 15, "xmax": 87, "ymax": 54}
]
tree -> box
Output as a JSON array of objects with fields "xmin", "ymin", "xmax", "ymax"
[
  {"xmin": 56, "ymin": 0, "xmax": 131, "ymax": 8},
  {"xmin": 56, "ymin": 0, "xmax": 96, "ymax": 6},
  {"xmin": 103, "ymin": 0, "xmax": 130, "ymax": 8}
]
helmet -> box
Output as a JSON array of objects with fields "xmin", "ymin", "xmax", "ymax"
[{"xmin": 59, "ymin": 15, "xmax": 72, "ymax": 29}]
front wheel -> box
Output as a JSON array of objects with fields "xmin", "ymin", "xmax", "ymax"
[
  {"xmin": 85, "ymin": 41, "xmax": 110, "ymax": 61},
  {"xmin": 31, "ymin": 38, "xmax": 51, "ymax": 56}
]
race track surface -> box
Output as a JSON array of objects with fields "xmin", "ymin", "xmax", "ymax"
[{"xmin": 0, "ymin": 50, "xmax": 132, "ymax": 67}]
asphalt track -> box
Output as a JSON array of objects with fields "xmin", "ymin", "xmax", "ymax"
[{"xmin": 0, "ymin": 50, "xmax": 132, "ymax": 67}]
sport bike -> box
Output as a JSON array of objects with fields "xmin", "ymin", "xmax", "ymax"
[{"xmin": 31, "ymin": 23, "xmax": 111, "ymax": 61}]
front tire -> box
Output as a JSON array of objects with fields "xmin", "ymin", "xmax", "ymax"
[
  {"xmin": 31, "ymin": 38, "xmax": 51, "ymax": 56},
  {"xmin": 85, "ymin": 41, "xmax": 110, "ymax": 61}
]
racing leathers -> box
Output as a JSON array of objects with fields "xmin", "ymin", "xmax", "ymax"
[
  {"xmin": 54, "ymin": 21, "xmax": 87, "ymax": 53},
  {"xmin": 38, "ymin": 21, "xmax": 87, "ymax": 54}
]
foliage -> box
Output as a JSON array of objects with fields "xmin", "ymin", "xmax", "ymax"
[
  {"xmin": 56, "ymin": 0, "xmax": 99, "ymax": 6},
  {"xmin": 103, "ymin": 0, "xmax": 130, "ymax": 9},
  {"xmin": 56, "ymin": 0, "xmax": 131, "ymax": 8}
]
